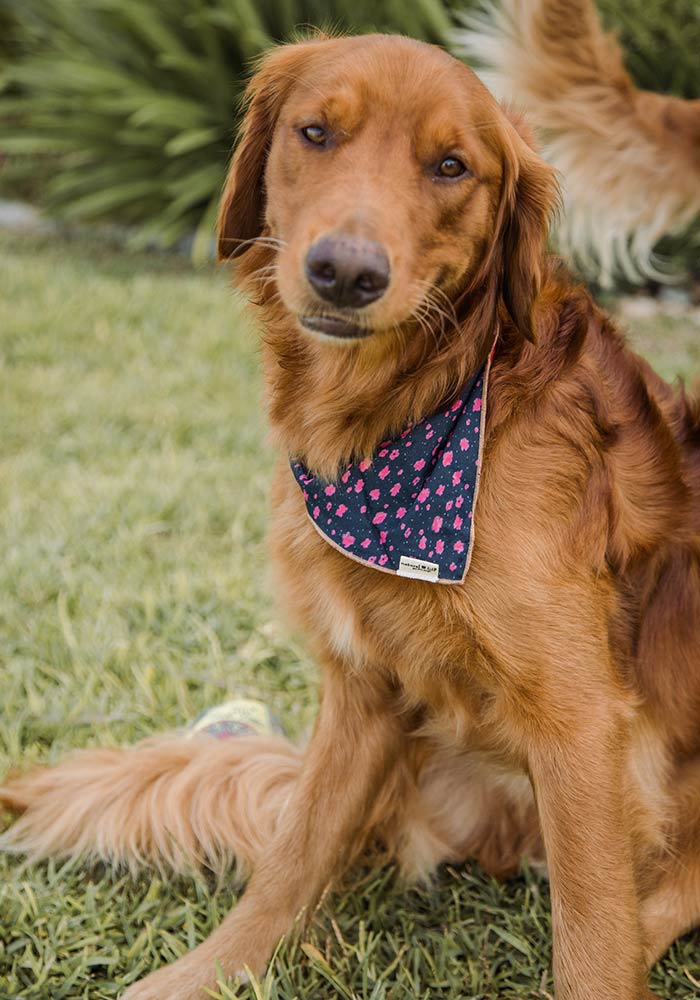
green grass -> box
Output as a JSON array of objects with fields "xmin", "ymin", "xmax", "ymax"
[{"xmin": 1, "ymin": 231, "xmax": 699, "ymax": 999}]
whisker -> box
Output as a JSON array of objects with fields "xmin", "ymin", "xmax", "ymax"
[
  {"xmin": 412, "ymin": 280, "xmax": 462, "ymax": 345},
  {"xmin": 218, "ymin": 235, "xmax": 288, "ymax": 252},
  {"xmin": 424, "ymin": 283, "xmax": 461, "ymax": 330},
  {"xmin": 412, "ymin": 302, "xmax": 442, "ymax": 360}
]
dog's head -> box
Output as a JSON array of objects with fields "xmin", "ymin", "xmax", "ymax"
[{"xmin": 219, "ymin": 35, "xmax": 558, "ymax": 347}]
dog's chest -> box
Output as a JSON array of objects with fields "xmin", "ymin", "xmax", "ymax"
[{"xmin": 271, "ymin": 463, "xmax": 499, "ymax": 733}]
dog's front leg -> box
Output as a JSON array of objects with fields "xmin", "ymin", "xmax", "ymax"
[
  {"xmin": 121, "ymin": 662, "xmax": 402, "ymax": 1000},
  {"xmin": 527, "ymin": 706, "xmax": 656, "ymax": 1000}
]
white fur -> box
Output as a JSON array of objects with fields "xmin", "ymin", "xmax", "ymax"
[{"xmin": 453, "ymin": 0, "xmax": 700, "ymax": 284}]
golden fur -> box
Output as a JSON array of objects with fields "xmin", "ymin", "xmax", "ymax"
[
  {"xmin": 455, "ymin": 0, "xmax": 700, "ymax": 282},
  {"xmin": 3, "ymin": 34, "xmax": 700, "ymax": 1000}
]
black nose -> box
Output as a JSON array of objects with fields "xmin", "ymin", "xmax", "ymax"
[{"xmin": 306, "ymin": 234, "xmax": 390, "ymax": 309}]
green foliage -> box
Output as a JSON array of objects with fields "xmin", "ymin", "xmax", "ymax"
[
  {"xmin": 0, "ymin": 0, "xmax": 698, "ymax": 265},
  {"xmin": 2, "ymin": 230, "xmax": 700, "ymax": 998},
  {"xmin": 0, "ymin": 0, "xmax": 453, "ymax": 258},
  {"xmin": 0, "ymin": 1, "xmax": 26, "ymax": 68},
  {"xmin": 598, "ymin": 0, "xmax": 700, "ymax": 98}
]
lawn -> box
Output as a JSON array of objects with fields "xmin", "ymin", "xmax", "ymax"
[{"xmin": 1, "ymin": 230, "xmax": 699, "ymax": 1000}]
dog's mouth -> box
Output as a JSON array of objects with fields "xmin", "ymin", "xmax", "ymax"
[{"xmin": 299, "ymin": 314, "xmax": 375, "ymax": 341}]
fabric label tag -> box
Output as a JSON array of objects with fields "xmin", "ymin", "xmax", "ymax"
[{"xmin": 397, "ymin": 555, "xmax": 440, "ymax": 582}]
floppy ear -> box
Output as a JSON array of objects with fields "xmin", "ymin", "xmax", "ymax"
[
  {"xmin": 217, "ymin": 41, "xmax": 323, "ymax": 261},
  {"xmin": 499, "ymin": 126, "xmax": 559, "ymax": 342}
]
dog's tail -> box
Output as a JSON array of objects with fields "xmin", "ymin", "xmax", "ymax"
[
  {"xmin": 0, "ymin": 735, "xmax": 303, "ymax": 879},
  {"xmin": 0, "ymin": 735, "xmax": 446, "ymax": 881},
  {"xmin": 453, "ymin": 0, "xmax": 700, "ymax": 282},
  {"xmin": 0, "ymin": 735, "xmax": 547, "ymax": 883}
]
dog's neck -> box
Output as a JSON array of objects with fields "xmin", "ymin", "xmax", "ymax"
[
  {"xmin": 233, "ymin": 249, "xmax": 586, "ymax": 481},
  {"xmin": 253, "ymin": 289, "xmax": 498, "ymax": 482}
]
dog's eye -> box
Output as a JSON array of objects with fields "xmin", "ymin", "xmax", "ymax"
[
  {"xmin": 436, "ymin": 156, "xmax": 468, "ymax": 179},
  {"xmin": 300, "ymin": 125, "xmax": 327, "ymax": 146}
]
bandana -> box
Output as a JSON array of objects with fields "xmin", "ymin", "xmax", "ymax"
[{"xmin": 291, "ymin": 348, "xmax": 494, "ymax": 585}]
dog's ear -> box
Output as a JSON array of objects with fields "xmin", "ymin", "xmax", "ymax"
[
  {"xmin": 498, "ymin": 124, "xmax": 559, "ymax": 342},
  {"xmin": 217, "ymin": 41, "xmax": 322, "ymax": 261}
]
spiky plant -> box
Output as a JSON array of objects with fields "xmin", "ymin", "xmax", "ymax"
[{"xmin": 0, "ymin": 0, "xmax": 453, "ymax": 258}]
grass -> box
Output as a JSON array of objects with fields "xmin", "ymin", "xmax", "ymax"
[{"xmin": 1, "ymin": 230, "xmax": 700, "ymax": 1000}]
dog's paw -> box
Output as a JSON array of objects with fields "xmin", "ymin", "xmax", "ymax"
[
  {"xmin": 120, "ymin": 967, "xmax": 212, "ymax": 1000},
  {"xmin": 121, "ymin": 958, "xmax": 248, "ymax": 1000},
  {"xmin": 120, "ymin": 969, "xmax": 177, "ymax": 1000}
]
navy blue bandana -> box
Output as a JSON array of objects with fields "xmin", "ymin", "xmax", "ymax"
[{"xmin": 291, "ymin": 348, "xmax": 494, "ymax": 585}]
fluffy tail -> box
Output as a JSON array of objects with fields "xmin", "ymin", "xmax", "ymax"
[
  {"xmin": 0, "ymin": 735, "xmax": 303, "ymax": 880},
  {"xmin": 453, "ymin": 0, "xmax": 700, "ymax": 282},
  {"xmin": 0, "ymin": 737, "xmax": 545, "ymax": 883}
]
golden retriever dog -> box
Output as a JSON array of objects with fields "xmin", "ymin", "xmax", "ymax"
[
  {"xmin": 3, "ymin": 33, "xmax": 700, "ymax": 1000},
  {"xmin": 455, "ymin": 0, "xmax": 700, "ymax": 280}
]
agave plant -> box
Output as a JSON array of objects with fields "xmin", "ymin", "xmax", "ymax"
[{"xmin": 0, "ymin": 0, "xmax": 454, "ymax": 259}]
